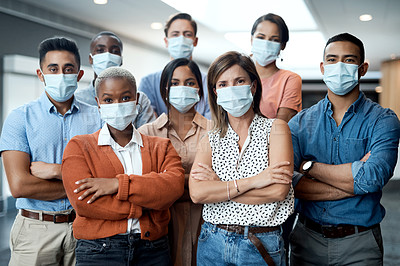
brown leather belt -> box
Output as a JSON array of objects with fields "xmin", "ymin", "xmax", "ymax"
[
  {"xmin": 216, "ymin": 224, "xmax": 278, "ymax": 266},
  {"xmin": 21, "ymin": 209, "xmax": 76, "ymax": 223},
  {"xmin": 299, "ymin": 214, "xmax": 378, "ymax": 238},
  {"xmin": 216, "ymin": 224, "xmax": 280, "ymax": 234}
]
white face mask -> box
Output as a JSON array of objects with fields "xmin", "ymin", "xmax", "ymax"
[
  {"xmin": 169, "ymin": 86, "xmax": 200, "ymax": 113},
  {"xmin": 42, "ymin": 72, "xmax": 78, "ymax": 102},
  {"xmin": 90, "ymin": 52, "xmax": 122, "ymax": 76},
  {"xmin": 323, "ymin": 62, "xmax": 359, "ymax": 96},
  {"xmin": 216, "ymin": 84, "xmax": 254, "ymax": 117},
  {"xmin": 167, "ymin": 36, "xmax": 194, "ymax": 59},
  {"xmin": 99, "ymin": 101, "xmax": 138, "ymax": 131},
  {"xmin": 251, "ymin": 38, "xmax": 281, "ymax": 66}
]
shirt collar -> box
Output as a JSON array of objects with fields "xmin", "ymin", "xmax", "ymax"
[
  {"xmin": 40, "ymin": 92, "xmax": 79, "ymax": 114},
  {"xmin": 154, "ymin": 112, "xmax": 209, "ymax": 130},
  {"xmin": 98, "ymin": 123, "xmax": 143, "ymax": 149},
  {"xmin": 323, "ymin": 91, "xmax": 366, "ymax": 114},
  {"xmin": 192, "ymin": 112, "xmax": 209, "ymax": 130},
  {"xmin": 154, "ymin": 113, "xmax": 170, "ymax": 130}
]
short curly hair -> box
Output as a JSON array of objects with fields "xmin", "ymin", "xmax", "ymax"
[{"xmin": 94, "ymin": 67, "xmax": 136, "ymax": 96}]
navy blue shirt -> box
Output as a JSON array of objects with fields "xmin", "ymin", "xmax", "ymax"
[{"xmin": 289, "ymin": 92, "xmax": 400, "ymax": 227}]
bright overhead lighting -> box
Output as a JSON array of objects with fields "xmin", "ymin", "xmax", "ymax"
[
  {"xmin": 359, "ymin": 14, "xmax": 372, "ymax": 22},
  {"xmin": 151, "ymin": 22, "xmax": 163, "ymax": 30},
  {"xmin": 94, "ymin": 0, "xmax": 107, "ymax": 5},
  {"xmin": 162, "ymin": 0, "xmax": 317, "ymax": 32},
  {"xmin": 375, "ymin": 86, "xmax": 383, "ymax": 93}
]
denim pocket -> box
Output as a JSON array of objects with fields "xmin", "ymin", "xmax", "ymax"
[
  {"xmin": 252, "ymin": 232, "xmax": 282, "ymax": 255},
  {"xmin": 198, "ymin": 224, "xmax": 210, "ymax": 242},
  {"xmin": 148, "ymin": 236, "xmax": 169, "ymax": 250},
  {"xmin": 76, "ymin": 239, "xmax": 106, "ymax": 255}
]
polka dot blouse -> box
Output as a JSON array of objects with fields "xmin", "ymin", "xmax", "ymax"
[{"xmin": 203, "ymin": 114, "xmax": 294, "ymax": 226}]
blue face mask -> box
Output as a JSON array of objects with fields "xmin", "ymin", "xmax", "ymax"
[
  {"xmin": 216, "ymin": 84, "xmax": 254, "ymax": 117},
  {"xmin": 42, "ymin": 73, "xmax": 78, "ymax": 102},
  {"xmin": 99, "ymin": 101, "xmax": 138, "ymax": 131},
  {"xmin": 167, "ymin": 36, "xmax": 194, "ymax": 59},
  {"xmin": 169, "ymin": 86, "xmax": 200, "ymax": 113},
  {"xmin": 323, "ymin": 62, "xmax": 359, "ymax": 95},
  {"xmin": 90, "ymin": 52, "xmax": 122, "ymax": 76},
  {"xmin": 251, "ymin": 38, "xmax": 281, "ymax": 66}
]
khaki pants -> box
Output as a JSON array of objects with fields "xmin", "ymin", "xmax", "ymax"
[{"xmin": 9, "ymin": 212, "xmax": 76, "ymax": 266}]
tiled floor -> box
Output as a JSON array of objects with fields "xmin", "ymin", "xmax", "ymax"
[{"xmin": 0, "ymin": 180, "xmax": 399, "ymax": 265}]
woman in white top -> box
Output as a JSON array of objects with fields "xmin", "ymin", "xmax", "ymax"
[{"xmin": 189, "ymin": 51, "xmax": 294, "ymax": 266}]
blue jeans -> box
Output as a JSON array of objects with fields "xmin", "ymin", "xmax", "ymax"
[
  {"xmin": 75, "ymin": 233, "xmax": 171, "ymax": 266},
  {"xmin": 197, "ymin": 222, "xmax": 286, "ymax": 266}
]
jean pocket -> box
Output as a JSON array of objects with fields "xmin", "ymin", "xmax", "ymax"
[
  {"xmin": 253, "ymin": 232, "xmax": 282, "ymax": 255},
  {"xmin": 149, "ymin": 236, "xmax": 169, "ymax": 250},
  {"xmin": 76, "ymin": 239, "xmax": 106, "ymax": 255},
  {"xmin": 198, "ymin": 225, "xmax": 210, "ymax": 242}
]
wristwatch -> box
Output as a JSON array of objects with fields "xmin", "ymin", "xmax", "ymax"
[{"xmin": 302, "ymin": 161, "xmax": 314, "ymax": 174}]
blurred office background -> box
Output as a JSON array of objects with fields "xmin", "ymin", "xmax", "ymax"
[{"xmin": 0, "ymin": 0, "xmax": 399, "ymax": 264}]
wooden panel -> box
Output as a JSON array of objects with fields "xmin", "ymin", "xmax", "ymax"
[{"xmin": 380, "ymin": 59, "xmax": 400, "ymax": 117}]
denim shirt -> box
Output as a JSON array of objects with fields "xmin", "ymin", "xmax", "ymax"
[
  {"xmin": 138, "ymin": 70, "xmax": 211, "ymax": 119},
  {"xmin": 75, "ymin": 83, "xmax": 156, "ymax": 128},
  {"xmin": 0, "ymin": 92, "xmax": 103, "ymax": 212},
  {"xmin": 288, "ymin": 92, "xmax": 400, "ymax": 227}
]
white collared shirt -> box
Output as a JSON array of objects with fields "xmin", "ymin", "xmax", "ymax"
[{"xmin": 98, "ymin": 123, "xmax": 143, "ymax": 233}]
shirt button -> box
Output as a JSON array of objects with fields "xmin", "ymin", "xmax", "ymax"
[
  {"xmin": 144, "ymin": 231, "xmax": 150, "ymax": 237},
  {"xmin": 333, "ymin": 138, "xmax": 337, "ymax": 141},
  {"xmin": 323, "ymin": 208, "xmax": 326, "ymax": 212},
  {"xmin": 64, "ymin": 138, "xmax": 67, "ymax": 141}
]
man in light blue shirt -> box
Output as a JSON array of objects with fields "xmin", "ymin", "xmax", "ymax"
[
  {"xmin": 75, "ymin": 31, "xmax": 156, "ymax": 127},
  {"xmin": 288, "ymin": 33, "xmax": 400, "ymax": 265},
  {"xmin": 0, "ymin": 37, "xmax": 102, "ymax": 266},
  {"xmin": 138, "ymin": 13, "xmax": 210, "ymax": 119}
]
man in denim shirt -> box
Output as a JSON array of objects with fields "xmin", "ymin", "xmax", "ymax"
[
  {"xmin": 289, "ymin": 33, "xmax": 400, "ymax": 265},
  {"xmin": 75, "ymin": 31, "xmax": 156, "ymax": 128},
  {"xmin": 0, "ymin": 37, "xmax": 102, "ymax": 265}
]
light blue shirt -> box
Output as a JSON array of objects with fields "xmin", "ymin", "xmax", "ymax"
[
  {"xmin": 0, "ymin": 92, "xmax": 103, "ymax": 212},
  {"xmin": 138, "ymin": 70, "xmax": 211, "ymax": 119},
  {"xmin": 289, "ymin": 92, "xmax": 400, "ymax": 227},
  {"xmin": 75, "ymin": 83, "xmax": 157, "ymax": 128}
]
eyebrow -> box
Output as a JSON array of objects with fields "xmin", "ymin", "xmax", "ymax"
[
  {"xmin": 64, "ymin": 63, "xmax": 76, "ymax": 68},
  {"xmin": 325, "ymin": 54, "xmax": 358, "ymax": 58},
  {"xmin": 46, "ymin": 63, "xmax": 59, "ymax": 68}
]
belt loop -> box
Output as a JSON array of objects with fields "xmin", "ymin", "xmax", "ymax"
[
  {"xmin": 244, "ymin": 226, "xmax": 249, "ymax": 239},
  {"xmin": 38, "ymin": 210, "xmax": 43, "ymax": 221},
  {"xmin": 211, "ymin": 222, "xmax": 217, "ymax": 233}
]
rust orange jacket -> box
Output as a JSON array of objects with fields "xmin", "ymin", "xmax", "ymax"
[{"xmin": 62, "ymin": 130, "xmax": 185, "ymax": 241}]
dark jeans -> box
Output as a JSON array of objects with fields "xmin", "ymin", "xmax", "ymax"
[{"xmin": 76, "ymin": 233, "xmax": 171, "ymax": 266}]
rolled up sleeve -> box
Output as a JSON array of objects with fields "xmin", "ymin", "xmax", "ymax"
[{"xmin": 352, "ymin": 113, "xmax": 400, "ymax": 195}]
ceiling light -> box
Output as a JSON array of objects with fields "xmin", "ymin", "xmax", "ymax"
[
  {"xmin": 94, "ymin": 0, "xmax": 107, "ymax": 5},
  {"xmin": 359, "ymin": 14, "xmax": 372, "ymax": 22},
  {"xmin": 151, "ymin": 22, "xmax": 163, "ymax": 30},
  {"xmin": 162, "ymin": 0, "xmax": 317, "ymax": 32}
]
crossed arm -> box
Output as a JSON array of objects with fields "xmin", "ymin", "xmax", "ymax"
[
  {"xmin": 2, "ymin": 150, "xmax": 66, "ymax": 200},
  {"xmin": 294, "ymin": 151, "xmax": 370, "ymax": 201},
  {"xmin": 189, "ymin": 119, "xmax": 293, "ymax": 205}
]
